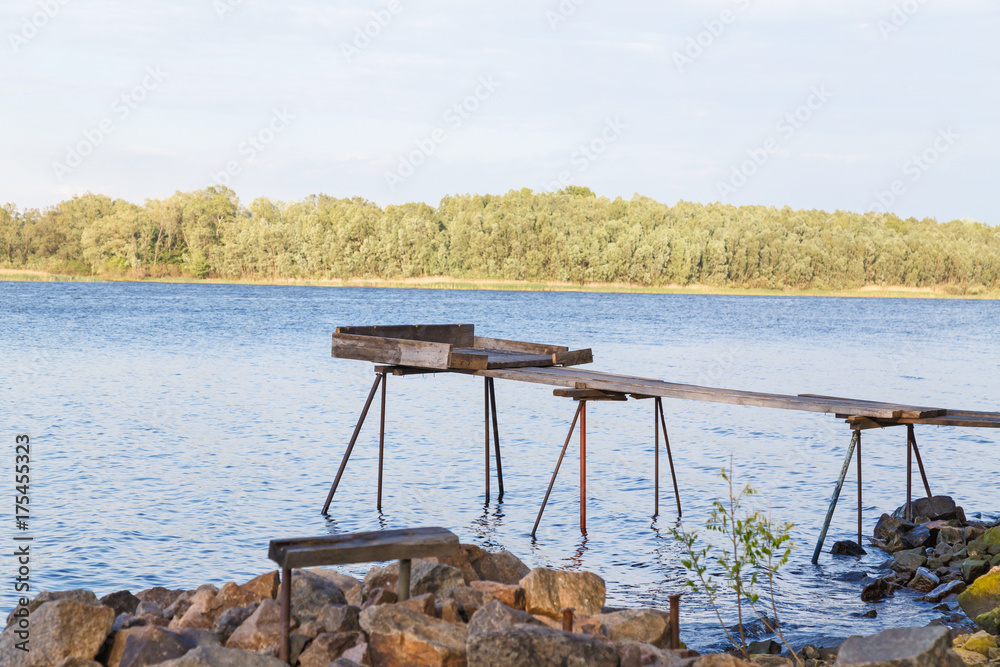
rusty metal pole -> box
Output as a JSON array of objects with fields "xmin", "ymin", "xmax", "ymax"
[
  {"xmin": 654, "ymin": 398, "xmax": 660, "ymax": 517},
  {"xmin": 812, "ymin": 429, "xmax": 859, "ymax": 564},
  {"xmin": 668, "ymin": 594, "xmax": 682, "ymax": 650},
  {"xmin": 856, "ymin": 429, "xmax": 862, "ymax": 546},
  {"xmin": 398, "ymin": 558, "xmax": 412, "ymax": 601},
  {"xmin": 484, "ymin": 378, "xmax": 491, "ymax": 504},
  {"xmin": 657, "ymin": 400, "xmax": 682, "ymax": 517},
  {"xmin": 280, "ymin": 566, "xmax": 291, "ymax": 663},
  {"xmin": 909, "ymin": 427, "xmax": 932, "ymax": 497},
  {"xmin": 489, "ymin": 378, "xmax": 504, "ymax": 500},
  {"xmin": 906, "ymin": 425, "xmax": 913, "ymax": 521},
  {"xmin": 323, "ymin": 373, "xmax": 383, "ymax": 513},
  {"xmin": 580, "ymin": 399, "xmax": 587, "ymax": 535},
  {"xmin": 532, "ymin": 402, "xmax": 583, "ymax": 538},
  {"xmin": 562, "ymin": 608, "xmax": 574, "ymax": 632},
  {"xmin": 377, "ymin": 372, "xmax": 387, "ymax": 511}
]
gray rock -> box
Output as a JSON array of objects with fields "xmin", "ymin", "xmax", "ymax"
[
  {"xmin": 318, "ymin": 605, "xmax": 362, "ymax": 634},
  {"xmin": 748, "ymin": 639, "xmax": 781, "ymax": 655},
  {"xmin": 834, "ymin": 625, "xmax": 963, "ymax": 666},
  {"xmin": 938, "ymin": 526, "xmax": 965, "ymax": 545},
  {"xmin": 115, "ymin": 625, "xmax": 189, "ymax": 667},
  {"xmin": 296, "ymin": 631, "xmax": 365, "ymax": 667},
  {"xmin": 225, "ymin": 599, "xmax": 286, "ymax": 652},
  {"xmin": 210, "ymin": 603, "xmax": 257, "ymax": 643},
  {"xmin": 5, "ymin": 590, "xmax": 100, "ymax": 628},
  {"xmin": 907, "ymin": 567, "xmax": 940, "ymax": 593},
  {"xmin": 890, "ymin": 550, "xmax": 926, "ymax": 574},
  {"xmin": 831, "ymin": 541, "xmax": 867, "ymax": 557},
  {"xmin": 440, "ymin": 586, "xmax": 493, "ymax": 622},
  {"xmin": 467, "ymin": 600, "xmax": 546, "ymax": 638},
  {"xmin": 360, "ymin": 603, "xmax": 467, "ymax": 667},
  {"xmin": 0, "ymin": 599, "xmax": 115, "ymax": 667},
  {"xmin": 917, "ymin": 579, "xmax": 966, "ymax": 603},
  {"xmin": 100, "ymin": 591, "xmax": 141, "ymax": 618},
  {"xmin": 361, "ymin": 559, "xmax": 465, "ymax": 599},
  {"xmin": 962, "ymin": 560, "xmax": 991, "ymax": 584},
  {"xmin": 53, "ymin": 659, "xmax": 103, "ymax": 667},
  {"xmin": 329, "ymin": 660, "xmax": 366, "ymax": 667},
  {"xmin": 135, "ymin": 601, "xmax": 164, "ymax": 618},
  {"xmin": 891, "ymin": 496, "xmax": 959, "ymax": 522},
  {"xmin": 135, "ymin": 588, "xmax": 187, "ymax": 613},
  {"xmin": 466, "ymin": 547, "xmax": 532, "ymax": 585},
  {"xmin": 152, "ymin": 645, "xmax": 286, "ymax": 666},
  {"xmin": 612, "ymin": 639, "xmax": 676, "ymax": 667},
  {"xmin": 291, "ymin": 570, "xmax": 348, "ymax": 623},
  {"xmin": 467, "ymin": 624, "xmax": 619, "ymax": 667},
  {"xmin": 861, "ymin": 578, "xmax": 892, "ymax": 602},
  {"xmin": 172, "ymin": 627, "xmax": 221, "ymax": 651},
  {"xmin": 901, "ymin": 526, "xmax": 932, "ymax": 550},
  {"xmin": 594, "ymin": 608, "xmax": 672, "ymax": 648}
]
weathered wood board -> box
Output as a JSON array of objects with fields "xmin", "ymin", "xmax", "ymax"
[{"xmin": 269, "ymin": 526, "xmax": 459, "ymax": 569}]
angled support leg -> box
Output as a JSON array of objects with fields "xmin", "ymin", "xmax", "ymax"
[
  {"xmin": 484, "ymin": 378, "xmax": 491, "ymax": 504},
  {"xmin": 906, "ymin": 426, "xmax": 913, "ymax": 521},
  {"xmin": 322, "ymin": 373, "xmax": 383, "ymax": 514},
  {"xmin": 532, "ymin": 402, "xmax": 583, "ymax": 538},
  {"xmin": 812, "ymin": 429, "xmax": 860, "ymax": 564},
  {"xmin": 488, "ymin": 378, "xmax": 504, "ymax": 501},
  {"xmin": 657, "ymin": 398, "xmax": 682, "ymax": 518},
  {"xmin": 909, "ymin": 425, "xmax": 932, "ymax": 497},
  {"xmin": 377, "ymin": 373, "xmax": 387, "ymax": 511}
]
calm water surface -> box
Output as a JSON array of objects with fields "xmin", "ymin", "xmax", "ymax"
[{"xmin": 2, "ymin": 281, "xmax": 998, "ymax": 651}]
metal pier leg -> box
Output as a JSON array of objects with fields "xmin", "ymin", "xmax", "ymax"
[
  {"xmin": 580, "ymin": 400, "xmax": 587, "ymax": 535},
  {"xmin": 657, "ymin": 398, "xmax": 682, "ymax": 517},
  {"xmin": 377, "ymin": 373, "xmax": 387, "ymax": 511},
  {"xmin": 812, "ymin": 429, "xmax": 860, "ymax": 564},
  {"xmin": 484, "ymin": 378, "xmax": 491, "ymax": 504},
  {"xmin": 532, "ymin": 402, "xmax": 583, "ymax": 538},
  {"xmin": 323, "ymin": 373, "xmax": 383, "ymax": 513},
  {"xmin": 906, "ymin": 426, "xmax": 913, "ymax": 521},
  {"xmin": 654, "ymin": 398, "xmax": 660, "ymax": 517},
  {"xmin": 909, "ymin": 425, "xmax": 932, "ymax": 497},
  {"xmin": 489, "ymin": 378, "xmax": 504, "ymax": 500},
  {"xmin": 857, "ymin": 429, "xmax": 862, "ymax": 546},
  {"xmin": 280, "ymin": 566, "xmax": 291, "ymax": 663}
]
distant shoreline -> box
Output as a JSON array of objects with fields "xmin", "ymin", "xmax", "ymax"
[{"xmin": 2, "ymin": 269, "xmax": 998, "ymax": 299}]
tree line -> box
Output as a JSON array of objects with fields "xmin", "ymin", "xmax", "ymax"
[{"xmin": 1, "ymin": 186, "xmax": 997, "ymax": 292}]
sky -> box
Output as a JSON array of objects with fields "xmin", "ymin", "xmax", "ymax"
[{"xmin": 1, "ymin": 0, "xmax": 997, "ymax": 224}]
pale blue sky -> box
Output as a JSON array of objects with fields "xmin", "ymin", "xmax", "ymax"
[{"xmin": 2, "ymin": 0, "xmax": 997, "ymax": 223}]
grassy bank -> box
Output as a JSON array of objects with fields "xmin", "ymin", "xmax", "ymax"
[{"xmin": 3, "ymin": 270, "xmax": 999, "ymax": 299}]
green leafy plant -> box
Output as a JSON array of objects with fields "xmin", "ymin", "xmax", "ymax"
[{"xmin": 670, "ymin": 457, "xmax": 798, "ymax": 663}]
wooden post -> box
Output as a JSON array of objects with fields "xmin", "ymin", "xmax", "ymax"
[
  {"xmin": 906, "ymin": 425, "xmax": 913, "ymax": 521},
  {"xmin": 484, "ymin": 378, "xmax": 490, "ymax": 504},
  {"xmin": 580, "ymin": 400, "xmax": 587, "ymax": 535},
  {"xmin": 489, "ymin": 378, "xmax": 504, "ymax": 500},
  {"xmin": 856, "ymin": 429, "xmax": 862, "ymax": 546},
  {"xmin": 654, "ymin": 398, "xmax": 660, "ymax": 517}
]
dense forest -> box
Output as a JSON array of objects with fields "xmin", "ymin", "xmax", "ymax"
[{"xmin": 1, "ymin": 186, "xmax": 998, "ymax": 292}]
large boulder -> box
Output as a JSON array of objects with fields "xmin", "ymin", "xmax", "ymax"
[
  {"xmin": 170, "ymin": 586, "xmax": 219, "ymax": 630},
  {"xmin": 152, "ymin": 645, "xmax": 286, "ymax": 666},
  {"xmin": 302, "ymin": 568, "xmax": 361, "ymax": 594},
  {"xmin": 5, "ymin": 590, "xmax": 100, "ymax": 627},
  {"xmin": 916, "ymin": 579, "xmax": 965, "ymax": 603},
  {"xmin": 440, "ymin": 586, "xmax": 493, "ymax": 622},
  {"xmin": 100, "ymin": 591, "xmax": 141, "ymax": 618},
  {"xmin": 109, "ymin": 625, "xmax": 189, "ymax": 667},
  {"xmin": 520, "ymin": 568, "xmax": 606, "ymax": 618},
  {"xmin": 0, "ymin": 599, "xmax": 115, "ymax": 667},
  {"xmin": 224, "ymin": 599, "xmax": 286, "ymax": 652},
  {"xmin": 466, "ymin": 600, "xmax": 546, "ymax": 638},
  {"xmin": 595, "ymin": 608, "xmax": 672, "ymax": 648},
  {"xmin": 134, "ymin": 588, "xmax": 187, "ymax": 612},
  {"xmin": 906, "ymin": 568, "xmax": 940, "ymax": 593},
  {"xmin": 833, "ymin": 625, "xmax": 963, "ymax": 666},
  {"xmin": 359, "ymin": 603, "xmax": 467, "ymax": 666},
  {"xmin": 467, "ymin": 624, "xmax": 619, "ymax": 667},
  {"xmin": 613, "ymin": 639, "xmax": 678, "ymax": 667},
  {"xmin": 318, "ymin": 605, "xmax": 362, "ymax": 634},
  {"xmin": 362, "ymin": 560, "xmax": 465, "ymax": 599},
  {"xmin": 890, "ymin": 549, "xmax": 926, "ymax": 574},
  {"xmin": 465, "ymin": 546, "xmax": 531, "ymax": 585},
  {"xmin": 469, "ymin": 582, "xmax": 525, "ymax": 610},
  {"xmin": 211, "ymin": 604, "xmax": 257, "ymax": 643},
  {"xmin": 891, "ymin": 496, "xmax": 959, "ymax": 522},
  {"xmin": 958, "ymin": 565, "xmax": 1000, "ymax": 622}
]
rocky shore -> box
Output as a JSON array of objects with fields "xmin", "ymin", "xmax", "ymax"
[{"xmin": 2, "ymin": 515, "xmax": 999, "ymax": 667}]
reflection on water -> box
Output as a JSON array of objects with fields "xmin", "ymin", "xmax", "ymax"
[{"xmin": 2, "ymin": 281, "xmax": 998, "ymax": 651}]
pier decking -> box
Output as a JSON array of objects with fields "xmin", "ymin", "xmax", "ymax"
[{"xmin": 325, "ymin": 324, "xmax": 1000, "ymax": 563}]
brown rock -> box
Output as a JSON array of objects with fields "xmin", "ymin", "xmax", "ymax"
[
  {"xmin": 151, "ymin": 644, "xmax": 286, "ymax": 666},
  {"xmin": 211, "ymin": 603, "xmax": 258, "ymax": 643},
  {"xmin": 318, "ymin": 605, "xmax": 362, "ymax": 634},
  {"xmin": 469, "ymin": 581, "xmax": 525, "ymax": 610},
  {"xmin": 291, "ymin": 570, "xmax": 348, "ymax": 622},
  {"xmin": 437, "ymin": 599, "xmax": 462, "ymax": 625},
  {"xmin": 5, "ymin": 590, "xmax": 100, "ymax": 626},
  {"xmin": 340, "ymin": 640, "xmax": 371, "ymax": 665},
  {"xmin": 303, "ymin": 568, "xmax": 362, "ymax": 593},
  {"xmin": 297, "ymin": 620, "xmax": 325, "ymax": 638},
  {"xmin": 100, "ymin": 591, "xmax": 141, "ymax": 617},
  {"xmin": 224, "ymin": 599, "xmax": 288, "ymax": 652},
  {"xmin": 466, "ymin": 600, "xmax": 546, "ymax": 638},
  {"xmin": 429, "ymin": 545, "xmax": 479, "ymax": 584},
  {"xmin": 163, "ymin": 592, "xmax": 194, "ymax": 621},
  {"xmin": 212, "ymin": 581, "xmax": 264, "ymax": 612},
  {"xmin": 114, "ymin": 626, "xmax": 189, "ymax": 667},
  {"xmin": 440, "ymin": 586, "xmax": 493, "ymax": 622},
  {"xmin": 362, "ymin": 560, "xmax": 466, "ymax": 599},
  {"xmin": 833, "ymin": 625, "xmax": 963, "ymax": 666},
  {"xmin": 519, "ymin": 567, "xmax": 606, "ymax": 618},
  {"xmin": 54, "ymin": 659, "xmax": 103, "ymax": 667},
  {"xmin": 361, "ymin": 587, "xmax": 398, "ymax": 609},
  {"xmin": 614, "ymin": 639, "xmax": 677, "ymax": 667},
  {"xmin": 467, "ymin": 624, "xmax": 618, "ymax": 667},
  {"xmin": 0, "ymin": 599, "xmax": 115, "ymax": 667},
  {"xmin": 135, "ymin": 587, "xmax": 187, "ymax": 612},
  {"xmin": 360, "ymin": 603, "xmax": 467, "ymax": 666},
  {"xmin": 240, "ymin": 571, "xmax": 280, "ymax": 600},
  {"xmin": 677, "ymin": 656, "xmax": 755, "ymax": 666},
  {"xmin": 345, "ymin": 584, "xmax": 363, "ymax": 607},
  {"xmin": 170, "ymin": 586, "xmax": 219, "ymax": 630},
  {"xmin": 596, "ymin": 608, "xmax": 672, "ymax": 648},
  {"xmin": 748, "ymin": 657, "xmax": 793, "ymax": 666},
  {"xmin": 466, "ymin": 547, "xmax": 531, "ymax": 585},
  {"xmin": 399, "ymin": 593, "xmax": 437, "ymax": 616},
  {"xmin": 907, "ymin": 567, "xmax": 940, "ymax": 593},
  {"xmin": 296, "ymin": 631, "xmax": 366, "ymax": 667},
  {"xmin": 172, "ymin": 627, "xmax": 221, "ymax": 651}
]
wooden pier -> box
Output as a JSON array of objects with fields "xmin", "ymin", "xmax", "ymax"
[{"xmin": 324, "ymin": 324, "xmax": 1000, "ymax": 563}]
